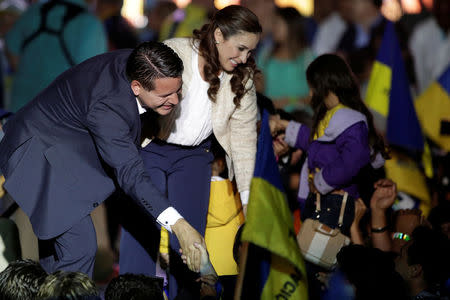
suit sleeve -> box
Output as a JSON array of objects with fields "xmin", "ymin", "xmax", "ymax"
[
  {"xmin": 86, "ymin": 100, "xmax": 170, "ymax": 219},
  {"xmin": 314, "ymin": 122, "xmax": 371, "ymax": 194}
]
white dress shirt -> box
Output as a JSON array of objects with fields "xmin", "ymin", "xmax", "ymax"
[
  {"xmin": 162, "ymin": 50, "xmax": 250, "ymax": 205},
  {"xmin": 136, "ymin": 99, "xmax": 183, "ymax": 232},
  {"xmin": 166, "ymin": 48, "xmax": 214, "ymax": 146}
]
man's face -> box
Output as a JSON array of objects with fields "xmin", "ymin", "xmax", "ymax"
[
  {"xmin": 395, "ymin": 242, "xmax": 412, "ymax": 280},
  {"xmin": 131, "ymin": 77, "xmax": 182, "ymax": 115}
]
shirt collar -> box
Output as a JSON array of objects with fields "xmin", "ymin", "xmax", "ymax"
[{"xmin": 136, "ymin": 98, "xmax": 147, "ymax": 115}]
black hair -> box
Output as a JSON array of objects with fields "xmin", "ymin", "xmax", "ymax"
[
  {"xmin": 306, "ymin": 54, "xmax": 388, "ymax": 159},
  {"xmin": 36, "ymin": 271, "xmax": 98, "ymax": 300},
  {"xmin": 126, "ymin": 41, "xmax": 183, "ymax": 91},
  {"xmin": 104, "ymin": 273, "xmax": 164, "ymax": 300},
  {"xmin": 0, "ymin": 259, "xmax": 47, "ymax": 300},
  {"xmin": 337, "ymin": 245, "xmax": 409, "ymax": 300},
  {"xmin": 407, "ymin": 226, "xmax": 450, "ymax": 288}
]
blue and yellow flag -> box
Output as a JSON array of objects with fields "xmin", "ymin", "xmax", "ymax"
[
  {"xmin": 415, "ymin": 65, "xmax": 450, "ymax": 151},
  {"xmin": 239, "ymin": 110, "xmax": 307, "ymax": 299},
  {"xmin": 366, "ymin": 21, "xmax": 432, "ymax": 207},
  {"xmin": 365, "ymin": 21, "xmax": 424, "ymax": 151}
]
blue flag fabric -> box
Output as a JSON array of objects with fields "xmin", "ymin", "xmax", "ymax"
[
  {"xmin": 383, "ymin": 22, "xmax": 424, "ymax": 151},
  {"xmin": 366, "ymin": 21, "xmax": 424, "ymax": 151},
  {"xmin": 240, "ymin": 110, "xmax": 307, "ymax": 299}
]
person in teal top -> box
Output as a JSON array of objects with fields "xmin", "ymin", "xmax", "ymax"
[
  {"xmin": 257, "ymin": 6, "xmax": 315, "ymax": 113},
  {"xmin": 5, "ymin": 0, "xmax": 107, "ymax": 112}
]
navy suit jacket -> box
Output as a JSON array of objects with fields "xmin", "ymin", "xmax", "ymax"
[{"xmin": 0, "ymin": 49, "xmax": 170, "ymax": 239}]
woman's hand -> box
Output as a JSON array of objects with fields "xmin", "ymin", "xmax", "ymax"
[
  {"xmin": 268, "ymin": 115, "xmax": 290, "ymax": 137},
  {"xmin": 269, "ymin": 114, "xmax": 280, "ymax": 136},
  {"xmin": 273, "ymin": 134, "xmax": 289, "ymax": 157}
]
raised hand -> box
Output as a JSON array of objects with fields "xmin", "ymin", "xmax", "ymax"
[
  {"xmin": 353, "ymin": 198, "xmax": 367, "ymax": 225},
  {"xmin": 370, "ymin": 179, "xmax": 397, "ymax": 212}
]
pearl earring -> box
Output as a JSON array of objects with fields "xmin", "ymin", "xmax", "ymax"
[{"xmin": 215, "ymin": 40, "xmax": 219, "ymax": 44}]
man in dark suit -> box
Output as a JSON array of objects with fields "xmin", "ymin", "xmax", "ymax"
[{"xmin": 0, "ymin": 41, "xmax": 204, "ymax": 277}]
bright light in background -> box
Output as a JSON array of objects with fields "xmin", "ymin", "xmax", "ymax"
[
  {"xmin": 422, "ymin": 0, "xmax": 433, "ymax": 9},
  {"xmin": 122, "ymin": 0, "xmax": 147, "ymax": 28},
  {"xmin": 401, "ymin": 0, "xmax": 421, "ymax": 14},
  {"xmin": 174, "ymin": 0, "xmax": 191, "ymax": 8},
  {"xmin": 169, "ymin": 0, "xmax": 314, "ymax": 15},
  {"xmin": 215, "ymin": 0, "xmax": 240, "ymax": 9},
  {"xmin": 275, "ymin": 0, "xmax": 313, "ymax": 16}
]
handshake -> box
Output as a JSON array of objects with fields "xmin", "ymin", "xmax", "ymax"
[{"xmin": 171, "ymin": 218, "xmax": 216, "ymax": 277}]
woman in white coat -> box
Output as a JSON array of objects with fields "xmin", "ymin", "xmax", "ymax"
[{"xmin": 119, "ymin": 5, "xmax": 261, "ymax": 299}]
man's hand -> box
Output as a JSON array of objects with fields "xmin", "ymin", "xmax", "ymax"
[
  {"xmin": 171, "ymin": 218, "xmax": 205, "ymax": 272},
  {"xmin": 370, "ymin": 179, "xmax": 397, "ymax": 212}
]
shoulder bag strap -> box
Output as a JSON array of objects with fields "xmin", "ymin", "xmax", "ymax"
[
  {"xmin": 315, "ymin": 192, "xmax": 321, "ymax": 212},
  {"xmin": 337, "ymin": 192, "xmax": 348, "ymax": 227}
]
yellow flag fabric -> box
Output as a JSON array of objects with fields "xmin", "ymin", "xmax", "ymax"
[
  {"xmin": 205, "ymin": 179, "xmax": 244, "ymax": 276},
  {"xmin": 239, "ymin": 110, "xmax": 307, "ymax": 299},
  {"xmin": 365, "ymin": 61, "xmax": 392, "ymax": 117},
  {"xmin": 243, "ymin": 178, "xmax": 306, "ymax": 274},
  {"xmin": 243, "ymin": 178, "xmax": 308, "ymax": 300},
  {"xmin": 384, "ymin": 152, "xmax": 431, "ymax": 216},
  {"xmin": 159, "ymin": 3, "xmax": 209, "ymax": 41},
  {"xmin": 261, "ymin": 254, "xmax": 309, "ymax": 299},
  {"xmin": 415, "ymin": 81, "xmax": 450, "ymax": 151}
]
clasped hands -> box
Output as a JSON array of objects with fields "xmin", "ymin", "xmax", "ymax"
[
  {"xmin": 171, "ymin": 218, "xmax": 206, "ymax": 273},
  {"xmin": 268, "ymin": 114, "xmax": 289, "ymax": 137}
]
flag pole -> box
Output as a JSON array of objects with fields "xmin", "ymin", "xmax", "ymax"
[{"xmin": 233, "ymin": 241, "xmax": 249, "ymax": 300}]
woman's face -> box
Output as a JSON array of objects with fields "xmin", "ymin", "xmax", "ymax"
[{"xmin": 214, "ymin": 29, "xmax": 260, "ymax": 72}]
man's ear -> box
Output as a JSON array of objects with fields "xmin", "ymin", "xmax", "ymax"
[{"xmin": 130, "ymin": 80, "xmax": 142, "ymax": 96}]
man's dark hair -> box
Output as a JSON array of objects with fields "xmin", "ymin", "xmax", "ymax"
[
  {"xmin": 407, "ymin": 226, "xmax": 450, "ymax": 288},
  {"xmin": 104, "ymin": 273, "xmax": 164, "ymax": 300},
  {"xmin": 126, "ymin": 41, "xmax": 183, "ymax": 91},
  {"xmin": 0, "ymin": 259, "xmax": 48, "ymax": 300},
  {"xmin": 36, "ymin": 270, "xmax": 98, "ymax": 300},
  {"xmin": 337, "ymin": 245, "xmax": 409, "ymax": 300}
]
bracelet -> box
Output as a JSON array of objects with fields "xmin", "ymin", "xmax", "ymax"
[
  {"xmin": 371, "ymin": 225, "xmax": 389, "ymax": 233},
  {"xmin": 392, "ymin": 232, "xmax": 411, "ymax": 241}
]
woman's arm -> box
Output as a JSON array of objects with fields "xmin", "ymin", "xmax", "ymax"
[
  {"xmin": 270, "ymin": 118, "xmax": 311, "ymax": 151},
  {"xmin": 351, "ymin": 198, "xmax": 367, "ymax": 245},
  {"xmin": 229, "ymin": 79, "xmax": 258, "ymax": 196}
]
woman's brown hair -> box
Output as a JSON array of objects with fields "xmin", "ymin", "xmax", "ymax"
[
  {"xmin": 307, "ymin": 54, "xmax": 389, "ymax": 159},
  {"xmin": 193, "ymin": 5, "xmax": 262, "ymax": 107}
]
